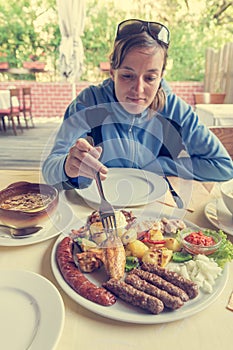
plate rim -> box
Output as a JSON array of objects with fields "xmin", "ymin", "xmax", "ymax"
[
  {"xmin": 75, "ymin": 168, "xmax": 168, "ymax": 207},
  {"xmin": 0, "ymin": 269, "xmax": 64, "ymax": 349},
  {"xmin": 0, "ymin": 201, "xmax": 73, "ymax": 247},
  {"xmin": 51, "ymin": 210, "xmax": 228, "ymax": 324}
]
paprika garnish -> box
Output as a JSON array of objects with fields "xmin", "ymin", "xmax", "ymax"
[{"xmin": 184, "ymin": 231, "xmax": 215, "ymax": 246}]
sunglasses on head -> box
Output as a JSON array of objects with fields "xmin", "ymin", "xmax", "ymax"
[{"xmin": 116, "ymin": 19, "xmax": 170, "ymax": 46}]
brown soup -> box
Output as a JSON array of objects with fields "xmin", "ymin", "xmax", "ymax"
[{"xmin": 0, "ymin": 192, "xmax": 53, "ymax": 211}]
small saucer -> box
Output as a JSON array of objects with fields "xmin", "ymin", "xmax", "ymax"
[{"xmin": 204, "ymin": 198, "xmax": 233, "ymax": 235}]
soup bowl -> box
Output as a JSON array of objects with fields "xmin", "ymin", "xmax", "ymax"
[{"xmin": 0, "ymin": 181, "xmax": 59, "ymax": 228}]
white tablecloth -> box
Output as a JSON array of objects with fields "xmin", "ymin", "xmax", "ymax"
[
  {"xmin": 1, "ymin": 170, "xmax": 233, "ymax": 350},
  {"xmin": 196, "ymin": 104, "xmax": 233, "ymax": 126},
  {"xmin": 0, "ymin": 89, "xmax": 19, "ymax": 110}
]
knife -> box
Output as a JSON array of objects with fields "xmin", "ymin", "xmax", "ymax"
[{"xmin": 164, "ymin": 177, "xmax": 184, "ymax": 209}]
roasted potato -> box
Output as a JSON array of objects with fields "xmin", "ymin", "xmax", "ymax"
[
  {"xmin": 149, "ymin": 229, "xmax": 164, "ymax": 241},
  {"xmin": 161, "ymin": 247, "xmax": 173, "ymax": 266},
  {"xmin": 142, "ymin": 247, "xmax": 173, "ymax": 267},
  {"xmin": 114, "ymin": 211, "xmax": 127, "ymax": 237},
  {"xmin": 80, "ymin": 238, "xmax": 97, "ymax": 251},
  {"xmin": 164, "ymin": 237, "xmax": 182, "ymax": 252},
  {"xmin": 91, "ymin": 232, "xmax": 107, "ymax": 245},
  {"xmin": 89, "ymin": 221, "xmax": 104, "ymax": 235},
  {"xmin": 141, "ymin": 248, "xmax": 161, "ymax": 265},
  {"xmin": 127, "ymin": 240, "xmax": 149, "ymax": 259},
  {"xmin": 121, "ymin": 227, "xmax": 137, "ymax": 245}
]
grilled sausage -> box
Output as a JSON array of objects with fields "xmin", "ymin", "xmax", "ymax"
[
  {"xmin": 56, "ymin": 236, "xmax": 116, "ymax": 306},
  {"xmin": 125, "ymin": 274, "xmax": 184, "ymax": 310},
  {"xmin": 141, "ymin": 263, "xmax": 199, "ymax": 299},
  {"xmin": 103, "ymin": 278, "xmax": 164, "ymax": 314},
  {"xmin": 130, "ymin": 268, "xmax": 189, "ymax": 302}
]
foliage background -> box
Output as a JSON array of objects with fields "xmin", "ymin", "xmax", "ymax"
[{"xmin": 0, "ymin": 0, "xmax": 232, "ymax": 82}]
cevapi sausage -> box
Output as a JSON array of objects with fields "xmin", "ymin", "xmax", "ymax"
[
  {"xmin": 125, "ymin": 274, "xmax": 184, "ymax": 310},
  {"xmin": 141, "ymin": 263, "xmax": 199, "ymax": 299},
  {"xmin": 130, "ymin": 268, "xmax": 189, "ymax": 302},
  {"xmin": 56, "ymin": 236, "xmax": 116, "ymax": 306},
  {"xmin": 103, "ymin": 278, "xmax": 164, "ymax": 314}
]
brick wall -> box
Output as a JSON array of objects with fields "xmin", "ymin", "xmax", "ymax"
[
  {"xmin": 169, "ymin": 81, "xmax": 204, "ymax": 105},
  {"xmin": 0, "ymin": 80, "xmax": 204, "ymax": 119}
]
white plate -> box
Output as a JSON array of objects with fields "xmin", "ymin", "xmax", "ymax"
[
  {"xmin": 51, "ymin": 209, "xmax": 228, "ymax": 324},
  {"xmin": 204, "ymin": 198, "xmax": 233, "ymax": 235},
  {"xmin": 0, "ymin": 201, "xmax": 73, "ymax": 246},
  {"xmin": 0, "ymin": 270, "xmax": 64, "ymax": 350},
  {"xmin": 75, "ymin": 168, "xmax": 168, "ymax": 207}
]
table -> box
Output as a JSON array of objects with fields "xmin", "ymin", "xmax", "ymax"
[
  {"xmin": 0, "ymin": 170, "xmax": 232, "ymax": 350},
  {"xmin": 0, "ymin": 89, "xmax": 19, "ymax": 109},
  {"xmin": 0, "ymin": 89, "xmax": 21, "ymax": 134},
  {"xmin": 196, "ymin": 104, "xmax": 233, "ymax": 126},
  {"xmin": 0, "ymin": 89, "xmax": 11, "ymax": 109}
]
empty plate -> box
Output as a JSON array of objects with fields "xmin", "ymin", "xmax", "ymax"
[{"xmin": 75, "ymin": 168, "xmax": 168, "ymax": 208}]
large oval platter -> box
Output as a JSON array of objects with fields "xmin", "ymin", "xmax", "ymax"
[{"xmin": 51, "ymin": 210, "xmax": 228, "ymax": 324}]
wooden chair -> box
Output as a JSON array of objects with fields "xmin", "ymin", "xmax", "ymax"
[
  {"xmin": 0, "ymin": 116, "xmax": 6, "ymax": 132},
  {"xmin": 0, "ymin": 88, "xmax": 23, "ymax": 135},
  {"xmin": 20, "ymin": 87, "xmax": 34, "ymax": 128},
  {"xmin": 193, "ymin": 92, "xmax": 226, "ymax": 105},
  {"xmin": 209, "ymin": 126, "xmax": 233, "ymax": 159}
]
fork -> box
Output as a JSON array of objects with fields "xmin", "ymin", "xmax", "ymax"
[
  {"xmin": 85, "ymin": 136, "xmax": 118, "ymax": 236},
  {"xmin": 95, "ymin": 171, "xmax": 118, "ymax": 236}
]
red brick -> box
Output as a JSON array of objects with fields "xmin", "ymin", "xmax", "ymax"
[{"xmin": 0, "ymin": 81, "xmax": 204, "ymax": 118}]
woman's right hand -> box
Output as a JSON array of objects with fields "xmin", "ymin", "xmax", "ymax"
[{"xmin": 64, "ymin": 138, "xmax": 108, "ymax": 180}]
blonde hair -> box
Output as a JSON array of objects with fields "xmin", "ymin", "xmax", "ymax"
[{"xmin": 109, "ymin": 31, "xmax": 168, "ymax": 112}]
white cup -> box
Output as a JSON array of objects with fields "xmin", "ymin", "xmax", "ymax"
[{"xmin": 220, "ymin": 179, "xmax": 233, "ymax": 216}]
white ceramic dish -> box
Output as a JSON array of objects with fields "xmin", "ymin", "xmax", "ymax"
[
  {"xmin": 204, "ymin": 198, "xmax": 233, "ymax": 235},
  {"xmin": 221, "ymin": 179, "xmax": 233, "ymax": 216},
  {"xmin": 0, "ymin": 270, "xmax": 64, "ymax": 350},
  {"xmin": 75, "ymin": 168, "xmax": 168, "ymax": 208},
  {"xmin": 51, "ymin": 210, "xmax": 228, "ymax": 324},
  {"xmin": 0, "ymin": 201, "xmax": 73, "ymax": 246}
]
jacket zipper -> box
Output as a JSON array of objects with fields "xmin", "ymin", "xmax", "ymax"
[{"xmin": 128, "ymin": 116, "xmax": 136, "ymax": 167}]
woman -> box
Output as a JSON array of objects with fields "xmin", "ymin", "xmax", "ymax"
[{"xmin": 42, "ymin": 19, "xmax": 233, "ymax": 189}]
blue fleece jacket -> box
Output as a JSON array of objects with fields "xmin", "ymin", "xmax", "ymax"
[{"xmin": 42, "ymin": 78, "xmax": 233, "ymax": 189}]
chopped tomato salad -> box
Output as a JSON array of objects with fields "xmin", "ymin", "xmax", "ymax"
[{"xmin": 184, "ymin": 231, "xmax": 215, "ymax": 246}]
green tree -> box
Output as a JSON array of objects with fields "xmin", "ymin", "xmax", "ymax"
[
  {"xmin": 82, "ymin": 0, "xmax": 233, "ymax": 81},
  {"xmin": 0, "ymin": 0, "xmax": 232, "ymax": 82},
  {"xmin": 81, "ymin": 0, "xmax": 126, "ymax": 81},
  {"xmin": 164, "ymin": 0, "xmax": 233, "ymax": 80},
  {"xmin": 0, "ymin": 0, "xmax": 59, "ymax": 79},
  {"xmin": 0, "ymin": 1, "xmax": 37, "ymax": 66}
]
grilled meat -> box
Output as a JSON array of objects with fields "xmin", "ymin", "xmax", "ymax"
[
  {"xmin": 76, "ymin": 235, "xmax": 126, "ymax": 280},
  {"xmin": 125, "ymin": 274, "xmax": 184, "ymax": 310},
  {"xmin": 130, "ymin": 268, "xmax": 189, "ymax": 302},
  {"xmin": 101, "ymin": 235, "xmax": 126, "ymax": 280},
  {"xmin": 103, "ymin": 278, "xmax": 164, "ymax": 314},
  {"xmin": 141, "ymin": 263, "xmax": 199, "ymax": 299}
]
